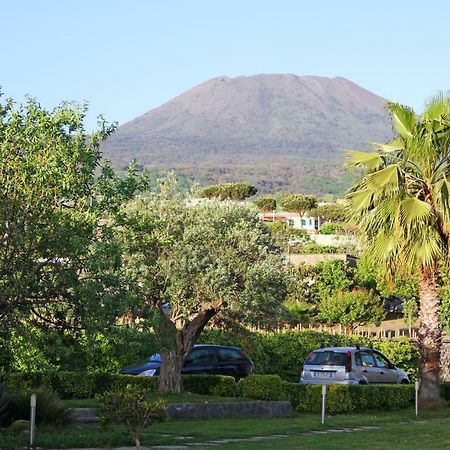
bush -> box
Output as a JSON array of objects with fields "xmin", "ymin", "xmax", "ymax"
[
  {"xmin": 182, "ymin": 375, "xmax": 237, "ymax": 397},
  {"xmin": 237, "ymin": 375, "xmax": 283, "ymax": 400},
  {"xmin": 5, "ymin": 387, "xmax": 72, "ymax": 425},
  {"xmin": 99, "ymin": 386, "xmax": 166, "ymax": 449},
  {"xmin": 290, "ymin": 383, "xmax": 415, "ymax": 413}
]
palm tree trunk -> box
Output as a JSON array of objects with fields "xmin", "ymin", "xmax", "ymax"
[{"xmin": 418, "ymin": 268, "xmax": 442, "ymax": 407}]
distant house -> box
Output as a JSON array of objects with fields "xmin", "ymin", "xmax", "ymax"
[{"xmin": 260, "ymin": 212, "xmax": 323, "ymax": 232}]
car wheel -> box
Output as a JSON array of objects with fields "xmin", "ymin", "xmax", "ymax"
[
  {"xmin": 400, "ymin": 379, "xmax": 409, "ymax": 384},
  {"xmin": 358, "ymin": 380, "xmax": 368, "ymax": 385}
]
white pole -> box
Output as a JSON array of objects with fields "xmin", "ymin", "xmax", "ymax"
[
  {"xmin": 415, "ymin": 380, "xmax": 420, "ymax": 417},
  {"xmin": 321, "ymin": 385, "xmax": 326, "ymax": 425},
  {"xmin": 30, "ymin": 394, "xmax": 37, "ymax": 448}
]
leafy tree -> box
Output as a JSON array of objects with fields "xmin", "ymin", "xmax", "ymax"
[
  {"xmin": 117, "ymin": 184, "xmax": 288, "ymax": 394},
  {"xmin": 346, "ymin": 95, "xmax": 450, "ymax": 406},
  {"xmin": 0, "ymin": 95, "xmax": 148, "ymax": 342},
  {"xmin": 316, "ymin": 288, "xmax": 386, "ymax": 331},
  {"xmin": 253, "ymin": 197, "xmax": 277, "ymax": 212},
  {"xmin": 281, "ymin": 194, "xmax": 317, "ymax": 218},
  {"xmin": 309, "ymin": 203, "xmax": 346, "ymax": 223},
  {"xmin": 200, "ymin": 182, "xmax": 257, "ymax": 200}
]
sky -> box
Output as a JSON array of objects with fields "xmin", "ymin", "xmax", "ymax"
[{"xmin": 3, "ymin": 0, "xmax": 450, "ymax": 131}]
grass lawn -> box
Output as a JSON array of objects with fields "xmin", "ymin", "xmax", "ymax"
[{"xmin": 1, "ymin": 407, "xmax": 450, "ymax": 449}]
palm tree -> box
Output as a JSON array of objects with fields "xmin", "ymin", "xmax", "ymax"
[{"xmin": 346, "ymin": 94, "xmax": 450, "ymax": 406}]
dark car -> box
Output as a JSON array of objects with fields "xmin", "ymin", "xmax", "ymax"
[{"xmin": 119, "ymin": 344, "xmax": 254, "ymax": 380}]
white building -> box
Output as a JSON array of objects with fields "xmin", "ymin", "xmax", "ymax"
[{"xmin": 260, "ymin": 212, "xmax": 322, "ymax": 232}]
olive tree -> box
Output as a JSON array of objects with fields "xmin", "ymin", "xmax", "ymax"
[{"xmin": 118, "ymin": 188, "xmax": 288, "ymax": 394}]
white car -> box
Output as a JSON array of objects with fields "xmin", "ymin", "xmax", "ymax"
[{"xmin": 300, "ymin": 346, "xmax": 410, "ymax": 385}]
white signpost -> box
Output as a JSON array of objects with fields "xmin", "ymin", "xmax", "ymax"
[
  {"xmin": 30, "ymin": 394, "xmax": 36, "ymax": 448},
  {"xmin": 321, "ymin": 385, "xmax": 326, "ymax": 425}
]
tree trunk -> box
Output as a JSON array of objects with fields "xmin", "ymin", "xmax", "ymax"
[
  {"xmin": 418, "ymin": 268, "xmax": 442, "ymax": 407},
  {"xmin": 158, "ymin": 304, "xmax": 220, "ymax": 395},
  {"xmin": 158, "ymin": 345, "xmax": 185, "ymax": 394}
]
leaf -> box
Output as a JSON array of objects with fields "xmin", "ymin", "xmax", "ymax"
[
  {"xmin": 388, "ymin": 103, "xmax": 415, "ymax": 139},
  {"xmin": 399, "ymin": 197, "xmax": 432, "ymax": 227},
  {"xmin": 367, "ymin": 165, "xmax": 399, "ymax": 190},
  {"xmin": 345, "ymin": 150, "xmax": 383, "ymax": 170}
]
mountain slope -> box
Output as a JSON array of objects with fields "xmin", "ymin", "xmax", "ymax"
[{"xmin": 102, "ymin": 74, "xmax": 392, "ymax": 194}]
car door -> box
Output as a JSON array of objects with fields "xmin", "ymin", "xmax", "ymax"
[
  {"xmin": 372, "ymin": 351, "xmax": 400, "ymax": 383},
  {"xmin": 182, "ymin": 347, "xmax": 217, "ymax": 375},
  {"xmin": 216, "ymin": 347, "xmax": 245, "ymax": 378},
  {"xmin": 355, "ymin": 350, "xmax": 380, "ymax": 383}
]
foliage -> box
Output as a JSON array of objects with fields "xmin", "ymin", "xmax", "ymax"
[
  {"xmin": 117, "ymin": 182, "xmax": 288, "ymax": 393},
  {"xmin": 0, "ymin": 383, "xmax": 8, "ymax": 426},
  {"xmin": 281, "ymin": 194, "xmax": 317, "ymax": 216},
  {"xmin": 266, "ymin": 219, "xmax": 309, "ymax": 252},
  {"xmin": 182, "ymin": 375, "xmax": 237, "ymax": 397},
  {"xmin": 346, "ymin": 95, "xmax": 450, "ymax": 403},
  {"xmin": 237, "ymin": 375, "xmax": 283, "ymax": 400},
  {"xmin": 99, "ymin": 386, "xmax": 166, "ymax": 449},
  {"xmin": 319, "ymin": 223, "xmax": 345, "ymax": 235},
  {"xmin": 5, "ymin": 386, "xmax": 72, "ymax": 425},
  {"xmin": 0, "ymin": 95, "xmax": 149, "ymax": 334},
  {"xmin": 2, "ymin": 324, "xmax": 159, "ymax": 374},
  {"xmin": 295, "ymin": 384, "xmax": 415, "ymax": 414},
  {"xmin": 253, "ymin": 197, "xmax": 277, "ymax": 212},
  {"xmin": 316, "ymin": 288, "xmax": 386, "ymax": 331},
  {"xmin": 376, "ymin": 338, "xmax": 420, "ymax": 380},
  {"xmin": 200, "ymin": 182, "xmax": 257, "ymax": 200},
  {"xmin": 309, "ymin": 203, "xmax": 346, "ymax": 222}
]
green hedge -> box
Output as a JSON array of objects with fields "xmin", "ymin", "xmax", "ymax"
[
  {"xmin": 4, "ymin": 372, "xmax": 158, "ymax": 399},
  {"xmin": 237, "ymin": 375, "xmax": 283, "ymax": 400},
  {"xmin": 294, "ymin": 384, "xmax": 415, "ymax": 413},
  {"xmin": 182, "ymin": 375, "xmax": 237, "ymax": 397}
]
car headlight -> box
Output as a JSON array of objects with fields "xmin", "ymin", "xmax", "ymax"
[{"xmin": 139, "ymin": 369, "xmax": 157, "ymax": 377}]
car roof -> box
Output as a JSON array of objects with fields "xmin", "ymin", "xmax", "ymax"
[
  {"xmin": 314, "ymin": 347, "xmax": 373, "ymax": 352},
  {"xmin": 193, "ymin": 344, "xmax": 241, "ymax": 350}
]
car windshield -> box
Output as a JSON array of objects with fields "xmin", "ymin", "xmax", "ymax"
[
  {"xmin": 148, "ymin": 353, "xmax": 161, "ymax": 362},
  {"xmin": 305, "ymin": 351, "xmax": 347, "ymax": 366}
]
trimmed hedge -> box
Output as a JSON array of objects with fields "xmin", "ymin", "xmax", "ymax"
[
  {"xmin": 182, "ymin": 375, "xmax": 237, "ymax": 397},
  {"xmin": 237, "ymin": 375, "xmax": 283, "ymax": 400},
  {"xmin": 4, "ymin": 372, "xmax": 158, "ymax": 399},
  {"xmin": 4, "ymin": 371, "xmax": 450, "ymax": 413}
]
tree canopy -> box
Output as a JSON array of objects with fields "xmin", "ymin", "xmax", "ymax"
[
  {"xmin": 200, "ymin": 182, "xmax": 257, "ymax": 201},
  {"xmin": 281, "ymin": 194, "xmax": 317, "ymax": 216},
  {"xmin": 117, "ymin": 184, "xmax": 288, "ymax": 393}
]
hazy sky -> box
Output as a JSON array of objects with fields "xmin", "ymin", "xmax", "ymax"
[{"xmin": 3, "ymin": 0, "xmax": 450, "ymax": 130}]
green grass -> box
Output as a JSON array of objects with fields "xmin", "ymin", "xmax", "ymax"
[{"xmin": 1, "ymin": 408, "xmax": 450, "ymax": 449}]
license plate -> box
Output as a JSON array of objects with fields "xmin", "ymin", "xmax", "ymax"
[{"xmin": 313, "ymin": 371, "xmax": 333, "ymax": 378}]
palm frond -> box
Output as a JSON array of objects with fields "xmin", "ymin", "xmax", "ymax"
[
  {"xmin": 399, "ymin": 197, "xmax": 432, "ymax": 229},
  {"xmin": 386, "ymin": 102, "xmax": 416, "ymax": 139},
  {"xmin": 366, "ymin": 165, "xmax": 400, "ymax": 192},
  {"xmin": 345, "ymin": 150, "xmax": 384, "ymax": 170}
]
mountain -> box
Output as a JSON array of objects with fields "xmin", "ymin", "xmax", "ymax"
[{"xmin": 102, "ymin": 74, "xmax": 392, "ymax": 195}]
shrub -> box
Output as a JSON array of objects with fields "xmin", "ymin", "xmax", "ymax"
[
  {"xmin": 0, "ymin": 383, "xmax": 9, "ymax": 426},
  {"xmin": 99, "ymin": 386, "xmax": 166, "ymax": 449},
  {"xmin": 288, "ymin": 383, "xmax": 415, "ymax": 413},
  {"xmin": 5, "ymin": 387, "xmax": 72, "ymax": 425},
  {"xmin": 182, "ymin": 375, "xmax": 237, "ymax": 397},
  {"xmin": 237, "ymin": 375, "xmax": 283, "ymax": 400}
]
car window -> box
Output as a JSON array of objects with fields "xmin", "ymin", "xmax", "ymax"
[
  {"xmin": 148, "ymin": 353, "xmax": 161, "ymax": 362},
  {"xmin": 305, "ymin": 351, "xmax": 346, "ymax": 366},
  {"xmin": 218, "ymin": 348, "xmax": 242, "ymax": 361},
  {"xmin": 356, "ymin": 351, "xmax": 375, "ymax": 367},
  {"xmin": 373, "ymin": 351, "xmax": 391, "ymax": 368},
  {"xmin": 185, "ymin": 348, "xmax": 216, "ymax": 365}
]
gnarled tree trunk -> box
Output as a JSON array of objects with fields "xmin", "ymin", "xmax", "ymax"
[
  {"xmin": 158, "ymin": 303, "xmax": 220, "ymax": 395},
  {"xmin": 418, "ymin": 268, "xmax": 442, "ymax": 407}
]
